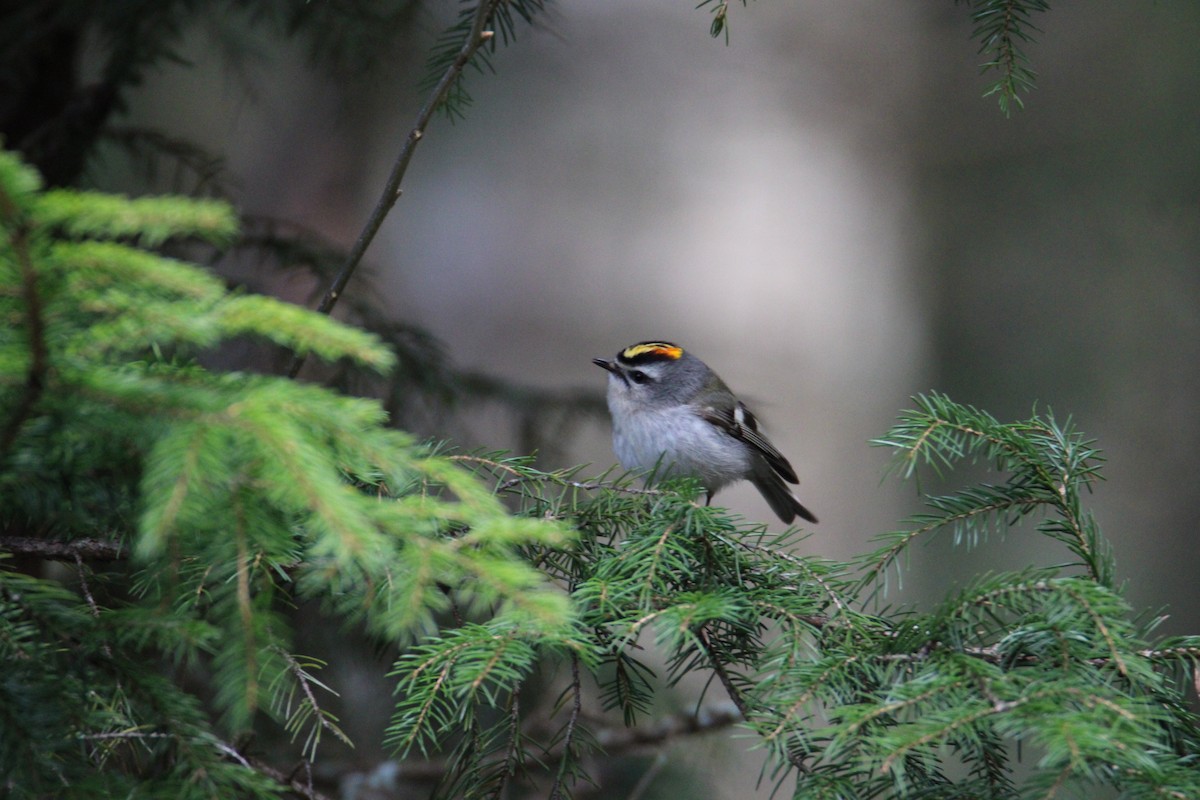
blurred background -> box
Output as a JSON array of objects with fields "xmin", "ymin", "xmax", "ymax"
[{"xmin": 60, "ymin": 0, "xmax": 1200, "ymax": 796}]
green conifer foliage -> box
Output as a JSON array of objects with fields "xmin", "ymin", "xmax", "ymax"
[
  {"xmin": 383, "ymin": 396, "xmax": 1200, "ymax": 799},
  {"xmin": 0, "ymin": 149, "xmax": 571, "ymax": 799}
]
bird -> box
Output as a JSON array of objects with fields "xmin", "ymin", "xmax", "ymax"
[{"xmin": 593, "ymin": 341, "xmax": 817, "ymax": 524}]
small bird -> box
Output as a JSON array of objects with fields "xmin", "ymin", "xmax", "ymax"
[{"xmin": 593, "ymin": 341, "xmax": 817, "ymax": 524}]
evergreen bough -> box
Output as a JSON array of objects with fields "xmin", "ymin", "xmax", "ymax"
[
  {"xmin": 431, "ymin": 396, "xmax": 1200, "ymax": 798},
  {"xmin": 0, "ymin": 149, "xmax": 571, "ymax": 799},
  {"xmin": 6, "ymin": 144, "xmax": 1197, "ymax": 797}
]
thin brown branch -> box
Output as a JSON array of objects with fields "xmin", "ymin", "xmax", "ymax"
[
  {"xmin": 699, "ymin": 626, "xmax": 809, "ymax": 774},
  {"xmin": 95, "ymin": 735, "xmax": 335, "ymax": 800},
  {"xmin": 287, "ymin": 0, "xmax": 501, "ymax": 379},
  {"xmin": 80, "ymin": 731, "xmax": 174, "ymax": 741},
  {"xmin": 591, "ymin": 703, "xmax": 742, "ymax": 750},
  {"xmin": 548, "ymin": 650, "xmax": 583, "ymax": 800},
  {"xmin": 698, "ymin": 628, "xmax": 750, "ymax": 720},
  {"xmin": 448, "ymin": 455, "xmax": 682, "ymax": 501},
  {"xmin": 74, "ymin": 554, "xmax": 100, "ymax": 616},
  {"xmin": 242, "ymin": 751, "xmax": 336, "ymax": 800},
  {"xmin": 0, "ymin": 535, "xmax": 125, "ymax": 561},
  {"xmin": 490, "ymin": 686, "xmax": 521, "ymax": 800},
  {"xmin": 328, "ymin": 704, "xmax": 743, "ymax": 789}
]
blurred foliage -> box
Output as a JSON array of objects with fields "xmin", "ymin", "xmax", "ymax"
[
  {"xmin": 0, "ymin": 149, "xmax": 571, "ymax": 798},
  {"xmin": 0, "ymin": 1, "xmax": 421, "ymax": 187},
  {"xmin": 1, "ymin": 0, "xmax": 605, "ymax": 453},
  {"xmin": 706, "ymin": 0, "xmax": 1050, "ymax": 113}
]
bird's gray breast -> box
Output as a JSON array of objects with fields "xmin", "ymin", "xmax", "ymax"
[{"xmin": 611, "ymin": 404, "xmax": 753, "ymax": 492}]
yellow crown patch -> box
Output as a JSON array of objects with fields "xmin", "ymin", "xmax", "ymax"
[{"xmin": 620, "ymin": 342, "xmax": 683, "ymax": 361}]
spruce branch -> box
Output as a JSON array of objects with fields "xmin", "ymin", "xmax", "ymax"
[
  {"xmin": 274, "ymin": 648, "xmax": 354, "ymax": 760},
  {"xmin": 865, "ymin": 392, "xmax": 1111, "ymax": 589},
  {"xmin": 7, "ymin": 145, "xmax": 1200, "ymax": 797},
  {"xmin": 968, "ymin": 0, "xmax": 1050, "ymax": 115},
  {"xmin": 698, "ymin": 625, "xmax": 809, "ymax": 775},
  {"xmin": 697, "ymin": 0, "xmax": 749, "ymax": 44},
  {"xmin": 287, "ymin": 0, "xmax": 502, "ymax": 379},
  {"xmin": 0, "ymin": 192, "xmax": 47, "ymax": 462},
  {"xmin": 593, "ymin": 703, "xmax": 742, "ymax": 749}
]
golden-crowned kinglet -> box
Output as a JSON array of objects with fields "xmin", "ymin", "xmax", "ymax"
[{"xmin": 593, "ymin": 341, "xmax": 817, "ymax": 524}]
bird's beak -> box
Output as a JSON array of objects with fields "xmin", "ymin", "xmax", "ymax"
[{"xmin": 592, "ymin": 357, "xmax": 618, "ymax": 375}]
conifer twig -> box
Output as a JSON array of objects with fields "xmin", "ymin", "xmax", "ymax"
[
  {"xmin": 493, "ymin": 686, "xmax": 521, "ymax": 798},
  {"xmin": 277, "ymin": 647, "xmax": 353, "ymax": 754},
  {"xmin": 221, "ymin": 742, "xmax": 336, "ymax": 800},
  {"xmin": 287, "ymin": 0, "xmax": 501, "ymax": 379},
  {"xmin": 699, "ymin": 626, "xmax": 809, "ymax": 774},
  {"xmin": 698, "ymin": 627, "xmax": 752, "ymax": 723},
  {"xmin": 548, "ymin": 651, "xmax": 582, "ymax": 800},
  {"xmin": 448, "ymin": 455, "xmax": 679, "ymax": 499},
  {"xmin": 0, "ymin": 192, "xmax": 47, "ymax": 460}
]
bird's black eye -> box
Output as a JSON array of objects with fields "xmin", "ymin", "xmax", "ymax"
[{"xmin": 629, "ymin": 370, "xmax": 649, "ymax": 384}]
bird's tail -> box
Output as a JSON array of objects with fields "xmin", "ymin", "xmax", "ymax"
[{"xmin": 751, "ymin": 467, "xmax": 818, "ymax": 525}]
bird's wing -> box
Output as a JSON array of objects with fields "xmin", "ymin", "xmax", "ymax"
[{"xmin": 697, "ymin": 401, "xmax": 800, "ymax": 484}]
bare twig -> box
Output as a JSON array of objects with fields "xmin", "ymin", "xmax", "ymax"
[
  {"xmin": 591, "ymin": 703, "xmax": 742, "ymax": 750},
  {"xmin": 1, "ymin": 535, "xmax": 124, "ymax": 561},
  {"xmin": 287, "ymin": 0, "xmax": 501, "ymax": 379},
  {"xmin": 321, "ymin": 703, "xmax": 743, "ymax": 790},
  {"xmin": 74, "ymin": 555, "xmax": 100, "ymax": 617},
  {"xmin": 876, "ymin": 641, "xmax": 1200, "ymax": 670},
  {"xmin": 497, "ymin": 476, "xmax": 673, "ymax": 499},
  {"xmin": 212, "ymin": 739, "xmax": 255, "ymax": 770},
  {"xmin": 210, "ymin": 738, "xmax": 336, "ymax": 800},
  {"xmin": 244, "ymin": 753, "xmax": 335, "ymax": 800}
]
